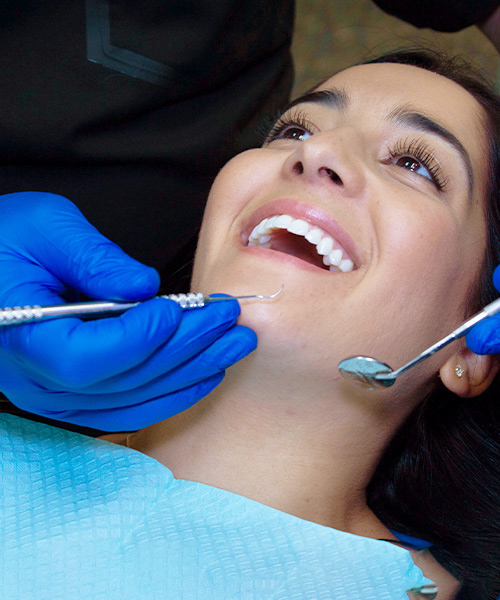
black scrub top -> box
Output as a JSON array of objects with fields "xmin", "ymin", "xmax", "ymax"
[{"xmin": 0, "ymin": 0, "xmax": 295, "ymax": 287}]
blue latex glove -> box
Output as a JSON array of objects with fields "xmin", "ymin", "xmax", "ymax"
[
  {"xmin": 466, "ymin": 265, "xmax": 500, "ymax": 354},
  {"xmin": 0, "ymin": 192, "xmax": 257, "ymax": 431}
]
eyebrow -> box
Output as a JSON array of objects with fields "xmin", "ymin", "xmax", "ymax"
[
  {"xmin": 285, "ymin": 88, "xmax": 350, "ymax": 112},
  {"xmin": 284, "ymin": 89, "xmax": 474, "ymax": 195}
]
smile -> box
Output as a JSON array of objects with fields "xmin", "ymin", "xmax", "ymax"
[{"xmin": 247, "ymin": 214, "xmax": 355, "ymax": 272}]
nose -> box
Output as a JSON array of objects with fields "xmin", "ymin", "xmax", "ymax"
[{"xmin": 282, "ymin": 128, "xmax": 366, "ymax": 198}]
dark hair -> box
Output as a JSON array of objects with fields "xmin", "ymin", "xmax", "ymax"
[{"xmin": 363, "ymin": 49, "xmax": 500, "ymax": 600}]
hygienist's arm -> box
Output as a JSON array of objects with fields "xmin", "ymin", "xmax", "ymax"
[
  {"xmin": 372, "ymin": 0, "xmax": 499, "ymax": 33},
  {"xmin": 0, "ymin": 192, "xmax": 256, "ymax": 431},
  {"xmin": 479, "ymin": 3, "xmax": 500, "ymax": 52}
]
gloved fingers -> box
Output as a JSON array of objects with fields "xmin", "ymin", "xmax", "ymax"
[
  {"xmin": 2, "ymin": 299, "xmax": 243, "ymax": 390},
  {"xmin": 38, "ymin": 373, "xmax": 226, "ymax": 431},
  {"xmin": 493, "ymin": 265, "xmax": 500, "ymax": 293},
  {"xmin": 2, "ymin": 299, "xmax": 183, "ymax": 388},
  {"xmin": 0, "ymin": 263, "xmax": 67, "ymax": 308},
  {"xmin": 4, "ymin": 324, "xmax": 254, "ymax": 415},
  {"xmin": 2, "ymin": 192, "xmax": 160, "ymax": 301},
  {"xmin": 466, "ymin": 312, "xmax": 500, "ymax": 354},
  {"xmin": 0, "ymin": 193, "xmax": 249, "ymax": 431},
  {"xmin": 44, "ymin": 324, "xmax": 257, "ymax": 401},
  {"xmin": 76, "ymin": 299, "xmax": 243, "ymax": 393},
  {"xmin": 466, "ymin": 264, "xmax": 500, "ymax": 355}
]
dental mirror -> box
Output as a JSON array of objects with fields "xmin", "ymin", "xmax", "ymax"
[{"xmin": 338, "ymin": 296, "xmax": 500, "ymax": 390}]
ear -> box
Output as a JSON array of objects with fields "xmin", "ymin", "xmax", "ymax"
[{"xmin": 440, "ymin": 347, "xmax": 500, "ymax": 398}]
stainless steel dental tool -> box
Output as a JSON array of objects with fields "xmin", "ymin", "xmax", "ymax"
[
  {"xmin": 0, "ymin": 287, "xmax": 283, "ymax": 327},
  {"xmin": 338, "ymin": 296, "xmax": 500, "ymax": 390}
]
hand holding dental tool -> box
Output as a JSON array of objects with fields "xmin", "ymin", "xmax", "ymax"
[
  {"xmin": 338, "ymin": 296, "xmax": 500, "ymax": 389},
  {"xmin": 0, "ymin": 192, "xmax": 258, "ymax": 431}
]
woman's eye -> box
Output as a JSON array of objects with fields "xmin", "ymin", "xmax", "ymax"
[
  {"xmin": 281, "ymin": 126, "xmax": 311, "ymax": 141},
  {"xmin": 395, "ymin": 156, "xmax": 432, "ymax": 181},
  {"xmin": 271, "ymin": 125, "xmax": 312, "ymax": 142},
  {"xmin": 387, "ymin": 140, "xmax": 446, "ymax": 190},
  {"xmin": 263, "ymin": 110, "xmax": 316, "ymax": 145}
]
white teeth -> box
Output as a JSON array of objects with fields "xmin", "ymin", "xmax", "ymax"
[
  {"xmin": 330, "ymin": 248, "xmax": 343, "ymax": 266},
  {"xmin": 339, "ymin": 258, "xmax": 354, "ymax": 272},
  {"xmin": 325, "ymin": 250, "xmax": 346, "ymax": 271},
  {"xmin": 275, "ymin": 214, "xmax": 293, "ymax": 229},
  {"xmin": 265, "ymin": 215, "xmax": 279, "ymax": 230},
  {"xmin": 247, "ymin": 213, "xmax": 355, "ymax": 273},
  {"xmin": 305, "ymin": 228, "xmax": 322, "ymax": 245},
  {"xmin": 287, "ymin": 219, "xmax": 309, "ymax": 236},
  {"xmin": 316, "ymin": 236, "xmax": 334, "ymax": 256},
  {"xmin": 257, "ymin": 218, "xmax": 270, "ymax": 235}
]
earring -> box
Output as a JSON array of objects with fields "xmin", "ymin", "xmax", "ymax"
[{"xmin": 455, "ymin": 364, "xmax": 465, "ymax": 378}]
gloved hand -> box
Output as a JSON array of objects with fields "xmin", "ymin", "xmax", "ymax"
[
  {"xmin": 466, "ymin": 265, "xmax": 500, "ymax": 354},
  {"xmin": 0, "ymin": 192, "xmax": 257, "ymax": 431}
]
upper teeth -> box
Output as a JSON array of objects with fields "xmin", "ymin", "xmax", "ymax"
[{"xmin": 247, "ymin": 214, "xmax": 354, "ymax": 273}]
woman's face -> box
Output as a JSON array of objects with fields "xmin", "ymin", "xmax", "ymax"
[{"xmin": 192, "ymin": 62, "xmax": 489, "ymax": 394}]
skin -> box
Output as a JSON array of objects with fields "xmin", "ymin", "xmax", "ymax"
[{"xmin": 104, "ymin": 63, "xmax": 495, "ymax": 598}]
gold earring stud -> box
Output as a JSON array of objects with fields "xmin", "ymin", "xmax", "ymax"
[{"xmin": 455, "ymin": 364, "xmax": 465, "ymax": 378}]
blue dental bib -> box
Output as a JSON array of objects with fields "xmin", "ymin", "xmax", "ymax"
[{"xmin": 0, "ymin": 413, "xmax": 434, "ymax": 599}]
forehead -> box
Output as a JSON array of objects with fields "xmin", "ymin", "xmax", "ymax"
[{"xmin": 316, "ymin": 63, "xmax": 483, "ymax": 127}]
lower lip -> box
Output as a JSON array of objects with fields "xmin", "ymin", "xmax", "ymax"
[{"xmin": 242, "ymin": 245, "xmax": 336, "ymax": 274}]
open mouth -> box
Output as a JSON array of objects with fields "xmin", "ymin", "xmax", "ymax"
[{"xmin": 246, "ymin": 214, "xmax": 355, "ymax": 273}]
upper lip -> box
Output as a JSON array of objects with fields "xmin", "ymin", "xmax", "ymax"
[{"xmin": 240, "ymin": 198, "xmax": 363, "ymax": 269}]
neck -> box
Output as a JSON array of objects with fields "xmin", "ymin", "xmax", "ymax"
[{"xmin": 129, "ymin": 352, "xmax": 411, "ymax": 538}]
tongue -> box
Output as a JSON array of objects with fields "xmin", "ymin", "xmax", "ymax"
[{"xmin": 268, "ymin": 231, "xmax": 325, "ymax": 269}]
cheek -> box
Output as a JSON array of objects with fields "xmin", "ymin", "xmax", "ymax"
[
  {"xmin": 191, "ymin": 151, "xmax": 274, "ymax": 287},
  {"xmin": 382, "ymin": 203, "xmax": 461, "ymax": 277},
  {"xmin": 200, "ymin": 150, "xmax": 273, "ymax": 230},
  {"xmin": 378, "ymin": 204, "xmax": 485, "ymax": 334}
]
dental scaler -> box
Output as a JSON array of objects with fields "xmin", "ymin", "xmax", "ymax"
[{"xmin": 0, "ymin": 287, "xmax": 283, "ymax": 327}]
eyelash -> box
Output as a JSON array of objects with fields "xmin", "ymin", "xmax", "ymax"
[
  {"xmin": 385, "ymin": 138, "xmax": 447, "ymax": 191},
  {"xmin": 262, "ymin": 112, "xmax": 448, "ymax": 191},
  {"xmin": 262, "ymin": 109, "xmax": 314, "ymax": 144}
]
